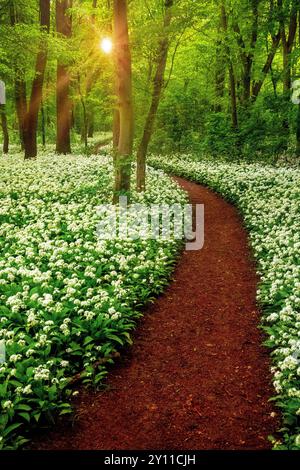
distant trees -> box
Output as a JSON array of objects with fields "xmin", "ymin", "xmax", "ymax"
[{"xmin": 1, "ymin": 0, "xmax": 300, "ymax": 176}]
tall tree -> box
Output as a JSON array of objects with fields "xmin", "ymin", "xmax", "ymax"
[
  {"xmin": 136, "ymin": 0, "xmax": 173, "ymax": 192},
  {"xmin": 23, "ymin": 0, "xmax": 50, "ymax": 159},
  {"xmin": 56, "ymin": 0, "xmax": 72, "ymax": 154},
  {"xmin": 113, "ymin": 0, "xmax": 134, "ymax": 201}
]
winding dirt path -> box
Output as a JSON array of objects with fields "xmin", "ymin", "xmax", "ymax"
[{"xmin": 33, "ymin": 177, "xmax": 278, "ymax": 450}]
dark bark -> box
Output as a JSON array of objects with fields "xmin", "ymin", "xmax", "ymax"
[
  {"xmin": 214, "ymin": 16, "xmax": 226, "ymax": 112},
  {"xmin": 229, "ymin": 64, "xmax": 238, "ymax": 130},
  {"xmin": 252, "ymin": 32, "xmax": 281, "ymax": 100},
  {"xmin": 277, "ymin": 0, "xmax": 297, "ymax": 147},
  {"xmin": 278, "ymin": 0, "xmax": 297, "ymax": 93},
  {"xmin": 220, "ymin": 3, "xmax": 238, "ymax": 130},
  {"xmin": 0, "ymin": 105, "xmax": 9, "ymax": 154},
  {"xmin": 88, "ymin": 114, "xmax": 94, "ymax": 138},
  {"xmin": 113, "ymin": 0, "xmax": 134, "ymax": 200},
  {"xmin": 136, "ymin": 0, "xmax": 173, "ymax": 192},
  {"xmin": 23, "ymin": 0, "xmax": 50, "ymax": 159},
  {"xmin": 233, "ymin": 0, "xmax": 259, "ymax": 104},
  {"xmin": 56, "ymin": 0, "xmax": 72, "ymax": 154}
]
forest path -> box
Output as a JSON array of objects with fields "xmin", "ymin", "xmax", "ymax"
[{"xmin": 33, "ymin": 177, "xmax": 278, "ymax": 450}]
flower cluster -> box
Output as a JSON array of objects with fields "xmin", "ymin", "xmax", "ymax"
[
  {"xmin": 0, "ymin": 152, "xmax": 186, "ymax": 449},
  {"xmin": 149, "ymin": 153, "xmax": 300, "ymax": 450}
]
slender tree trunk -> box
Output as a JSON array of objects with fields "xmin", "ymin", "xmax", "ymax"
[
  {"xmin": 251, "ymin": 0, "xmax": 281, "ymax": 101},
  {"xmin": 278, "ymin": 0, "xmax": 297, "ymax": 93},
  {"xmin": 10, "ymin": 4, "xmax": 27, "ymax": 149},
  {"xmin": 85, "ymin": 68, "xmax": 100, "ymax": 141},
  {"xmin": 23, "ymin": 0, "xmax": 50, "ymax": 159},
  {"xmin": 220, "ymin": 3, "xmax": 238, "ymax": 130},
  {"xmin": 83, "ymin": 0, "xmax": 99, "ymax": 142},
  {"xmin": 232, "ymin": 0, "xmax": 258, "ymax": 105},
  {"xmin": 56, "ymin": 0, "xmax": 72, "ymax": 154},
  {"xmin": 136, "ymin": 0, "xmax": 173, "ymax": 192},
  {"xmin": 229, "ymin": 64, "xmax": 238, "ymax": 130},
  {"xmin": 41, "ymin": 101, "xmax": 46, "ymax": 147},
  {"xmin": 214, "ymin": 17, "xmax": 226, "ymax": 112},
  {"xmin": 252, "ymin": 32, "xmax": 281, "ymax": 101},
  {"xmin": 88, "ymin": 113, "xmax": 94, "ymax": 137},
  {"xmin": 15, "ymin": 78, "xmax": 27, "ymax": 149},
  {"xmin": 113, "ymin": 0, "xmax": 134, "ymax": 201},
  {"xmin": 277, "ymin": 0, "xmax": 297, "ymax": 148},
  {"xmin": 80, "ymin": 98, "xmax": 88, "ymax": 149},
  {"xmin": 0, "ymin": 105, "xmax": 9, "ymax": 154},
  {"xmin": 113, "ymin": 108, "xmax": 120, "ymax": 150},
  {"xmin": 242, "ymin": 58, "xmax": 252, "ymax": 103}
]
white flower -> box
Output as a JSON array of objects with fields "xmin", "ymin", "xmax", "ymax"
[
  {"xmin": 9, "ymin": 354, "xmax": 22, "ymax": 363},
  {"xmin": 3, "ymin": 400, "xmax": 13, "ymax": 410},
  {"xmin": 23, "ymin": 385, "xmax": 32, "ymax": 395}
]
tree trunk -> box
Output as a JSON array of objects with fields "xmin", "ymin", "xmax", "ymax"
[
  {"xmin": 0, "ymin": 105, "xmax": 9, "ymax": 154},
  {"xmin": 252, "ymin": 32, "xmax": 281, "ymax": 101},
  {"xmin": 232, "ymin": 0, "xmax": 258, "ymax": 105},
  {"xmin": 56, "ymin": 0, "xmax": 72, "ymax": 154},
  {"xmin": 41, "ymin": 102, "xmax": 46, "ymax": 147},
  {"xmin": 10, "ymin": 4, "xmax": 27, "ymax": 149},
  {"xmin": 88, "ymin": 113, "xmax": 94, "ymax": 138},
  {"xmin": 84, "ymin": 0, "xmax": 99, "ymax": 142},
  {"xmin": 220, "ymin": 3, "xmax": 238, "ymax": 130},
  {"xmin": 113, "ymin": 0, "xmax": 134, "ymax": 201},
  {"xmin": 242, "ymin": 58, "xmax": 252, "ymax": 103},
  {"xmin": 15, "ymin": 79, "xmax": 27, "ymax": 149},
  {"xmin": 23, "ymin": 0, "xmax": 50, "ymax": 159},
  {"xmin": 278, "ymin": 0, "xmax": 297, "ymax": 94},
  {"xmin": 136, "ymin": 0, "xmax": 173, "ymax": 192},
  {"xmin": 229, "ymin": 64, "xmax": 238, "ymax": 130},
  {"xmin": 80, "ymin": 96, "xmax": 88, "ymax": 149},
  {"xmin": 113, "ymin": 108, "xmax": 120, "ymax": 150},
  {"xmin": 277, "ymin": 0, "xmax": 297, "ymax": 148},
  {"xmin": 214, "ymin": 17, "xmax": 226, "ymax": 112},
  {"xmin": 85, "ymin": 68, "xmax": 100, "ymax": 141}
]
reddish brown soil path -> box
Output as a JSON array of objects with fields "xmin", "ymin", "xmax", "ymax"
[{"xmin": 32, "ymin": 177, "xmax": 278, "ymax": 450}]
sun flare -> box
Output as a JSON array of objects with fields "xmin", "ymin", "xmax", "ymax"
[{"xmin": 100, "ymin": 37, "xmax": 113, "ymax": 54}]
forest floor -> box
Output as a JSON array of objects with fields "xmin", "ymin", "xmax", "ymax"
[{"xmin": 31, "ymin": 177, "xmax": 279, "ymax": 450}]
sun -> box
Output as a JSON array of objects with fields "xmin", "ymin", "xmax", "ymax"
[{"xmin": 100, "ymin": 37, "xmax": 113, "ymax": 54}]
